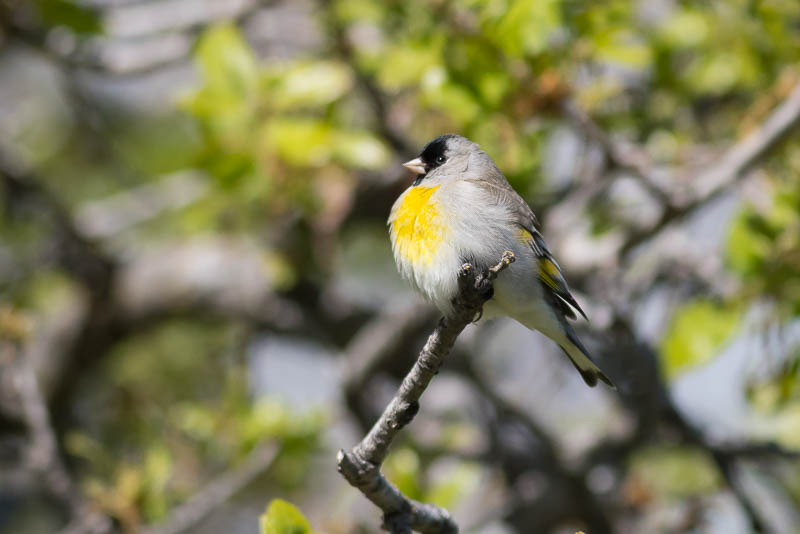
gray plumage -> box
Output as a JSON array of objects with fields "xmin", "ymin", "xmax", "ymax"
[{"xmin": 389, "ymin": 134, "xmax": 613, "ymax": 388}]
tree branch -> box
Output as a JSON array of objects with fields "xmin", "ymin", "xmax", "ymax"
[
  {"xmin": 621, "ymin": 80, "xmax": 800, "ymax": 254},
  {"xmin": 337, "ymin": 252, "xmax": 515, "ymax": 534},
  {"xmin": 6, "ymin": 341, "xmax": 112, "ymax": 534},
  {"xmin": 561, "ymin": 100, "xmax": 670, "ymax": 203},
  {"xmin": 0, "ymin": 153, "xmax": 116, "ymax": 293},
  {"xmin": 319, "ymin": 0, "xmax": 416, "ymax": 157}
]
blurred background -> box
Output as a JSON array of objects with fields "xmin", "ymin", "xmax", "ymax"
[{"xmin": 1, "ymin": 0, "xmax": 800, "ymax": 533}]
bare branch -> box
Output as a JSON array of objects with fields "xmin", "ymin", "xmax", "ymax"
[
  {"xmin": 338, "ymin": 252, "xmax": 515, "ymax": 534},
  {"xmin": 142, "ymin": 442, "xmax": 279, "ymax": 534}
]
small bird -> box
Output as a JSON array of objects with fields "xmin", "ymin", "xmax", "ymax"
[{"xmin": 389, "ymin": 134, "xmax": 613, "ymax": 388}]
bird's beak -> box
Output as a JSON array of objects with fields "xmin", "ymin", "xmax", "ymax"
[{"xmin": 402, "ymin": 157, "xmax": 426, "ymax": 175}]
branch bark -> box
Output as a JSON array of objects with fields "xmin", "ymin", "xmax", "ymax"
[{"xmin": 337, "ymin": 252, "xmax": 515, "ymax": 534}]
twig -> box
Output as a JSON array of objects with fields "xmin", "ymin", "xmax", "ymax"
[
  {"xmin": 337, "ymin": 252, "xmax": 515, "ymax": 534},
  {"xmin": 141, "ymin": 442, "xmax": 279, "ymax": 534}
]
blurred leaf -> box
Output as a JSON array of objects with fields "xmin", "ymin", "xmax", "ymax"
[
  {"xmin": 142, "ymin": 445, "xmax": 172, "ymax": 520},
  {"xmin": 686, "ymin": 48, "xmax": 760, "ymax": 95},
  {"xmin": 482, "ymin": 0, "xmax": 562, "ymax": 57},
  {"xmin": 661, "ymin": 300, "xmax": 741, "ymax": 379},
  {"xmin": 593, "ymin": 30, "xmax": 652, "ymax": 69},
  {"xmin": 374, "ymin": 40, "xmax": 443, "ymax": 91},
  {"xmin": 193, "ymin": 24, "xmax": 259, "ymax": 102},
  {"xmin": 260, "ymin": 499, "xmax": 313, "ymax": 534},
  {"xmin": 426, "ymin": 461, "xmax": 480, "ymax": 508},
  {"xmin": 262, "ymin": 119, "xmax": 333, "ymax": 167},
  {"xmin": 262, "ymin": 119, "xmax": 389, "ymax": 170},
  {"xmin": 726, "ymin": 208, "xmax": 769, "ymax": 277},
  {"xmin": 629, "ymin": 446, "xmax": 720, "ymax": 497},
  {"xmin": 0, "ymin": 306, "xmax": 31, "ymax": 341},
  {"xmin": 748, "ymin": 355, "xmax": 800, "ymax": 414},
  {"xmin": 656, "ymin": 9, "xmax": 710, "ymax": 48},
  {"xmin": 35, "ymin": 0, "xmax": 101, "ymax": 34},
  {"xmin": 384, "ymin": 447, "xmax": 422, "ymax": 500},
  {"xmin": 266, "ymin": 61, "xmax": 353, "ymax": 109},
  {"xmin": 333, "ymin": 130, "xmax": 390, "ymax": 169}
]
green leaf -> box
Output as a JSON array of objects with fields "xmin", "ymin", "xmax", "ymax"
[
  {"xmin": 656, "ymin": 9, "xmax": 710, "ymax": 48},
  {"xmin": 374, "ymin": 40, "xmax": 443, "ymax": 91},
  {"xmin": 383, "ymin": 447, "xmax": 422, "ymax": 500},
  {"xmin": 593, "ymin": 30, "xmax": 652, "ymax": 70},
  {"xmin": 333, "ymin": 131, "xmax": 390, "ymax": 170},
  {"xmin": 261, "ymin": 119, "xmax": 332, "ymax": 167},
  {"xmin": 482, "ymin": 0, "xmax": 562, "ymax": 57},
  {"xmin": 260, "ymin": 499, "xmax": 313, "ymax": 534},
  {"xmin": 685, "ymin": 48, "xmax": 760, "ymax": 95},
  {"xmin": 266, "ymin": 61, "xmax": 353, "ymax": 109},
  {"xmin": 726, "ymin": 208, "xmax": 769, "ymax": 277},
  {"xmin": 195, "ymin": 24, "xmax": 259, "ymax": 98},
  {"xmin": 35, "ymin": 0, "xmax": 102, "ymax": 34},
  {"xmin": 630, "ymin": 446, "xmax": 721, "ymax": 497},
  {"xmin": 661, "ymin": 300, "xmax": 741, "ymax": 379},
  {"xmin": 425, "ymin": 461, "xmax": 480, "ymax": 508}
]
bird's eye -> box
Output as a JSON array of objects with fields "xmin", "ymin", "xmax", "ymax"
[{"xmin": 435, "ymin": 155, "xmax": 446, "ymax": 164}]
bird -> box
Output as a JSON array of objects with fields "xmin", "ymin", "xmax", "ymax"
[{"xmin": 388, "ymin": 134, "xmax": 614, "ymax": 388}]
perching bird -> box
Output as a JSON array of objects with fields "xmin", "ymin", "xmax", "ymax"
[{"xmin": 389, "ymin": 134, "xmax": 614, "ymax": 388}]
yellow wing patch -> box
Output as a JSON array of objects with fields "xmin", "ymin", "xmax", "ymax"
[
  {"xmin": 519, "ymin": 227, "xmax": 561, "ymax": 289},
  {"xmin": 517, "ymin": 227, "xmax": 534, "ymax": 245},
  {"xmin": 391, "ymin": 185, "xmax": 444, "ymax": 266},
  {"xmin": 539, "ymin": 258, "xmax": 562, "ymax": 290}
]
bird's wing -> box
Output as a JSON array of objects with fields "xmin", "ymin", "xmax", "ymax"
[
  {"xmin": 525, "ymin": 230, "xmax": 587, "ymax": 320},
  {"xmin": 467, "ymin": 177, "xmax": 587, "ymax": 321},
  {"xmin": 464, "ymin": 175, "xmax": 541, "ymax": 231}
]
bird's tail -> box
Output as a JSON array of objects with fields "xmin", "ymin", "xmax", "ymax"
[{"xmin": 559, "ymin": 330, "xmax": 615, "ymax": 389}]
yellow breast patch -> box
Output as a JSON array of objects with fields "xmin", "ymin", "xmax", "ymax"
[{"xmin": 391, "ymin": 185, "xmax": 443, "ymax": 266}]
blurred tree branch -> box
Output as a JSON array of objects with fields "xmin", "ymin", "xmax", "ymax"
[
  {"xmin": 621, "ymin": 80, "xmax": 800, "ymax": 255},
  {"xmin": 561, "ymin": 100, "xmax": 670, "ymax": 203},
  {"xmin": 5, "ymin": 340, "xmax": 112, "ymax": 534},
  {"xmin": 141, "ymin": 441, "xmax": 279, "ymax": 534},
  {"xmin": 338, "ymin": 252, "xmax": 514, "ymax": 534},
  {"xmin": 456, "ymin": 358, "xmax": 614, "ymax": 534},
  {"xmin": 319, "ymin": 0, "xmax": 416, "ymax": 157},
  {"xmin": 0, "ymin": 153, "xmax": 116, "ymax": 292}
]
